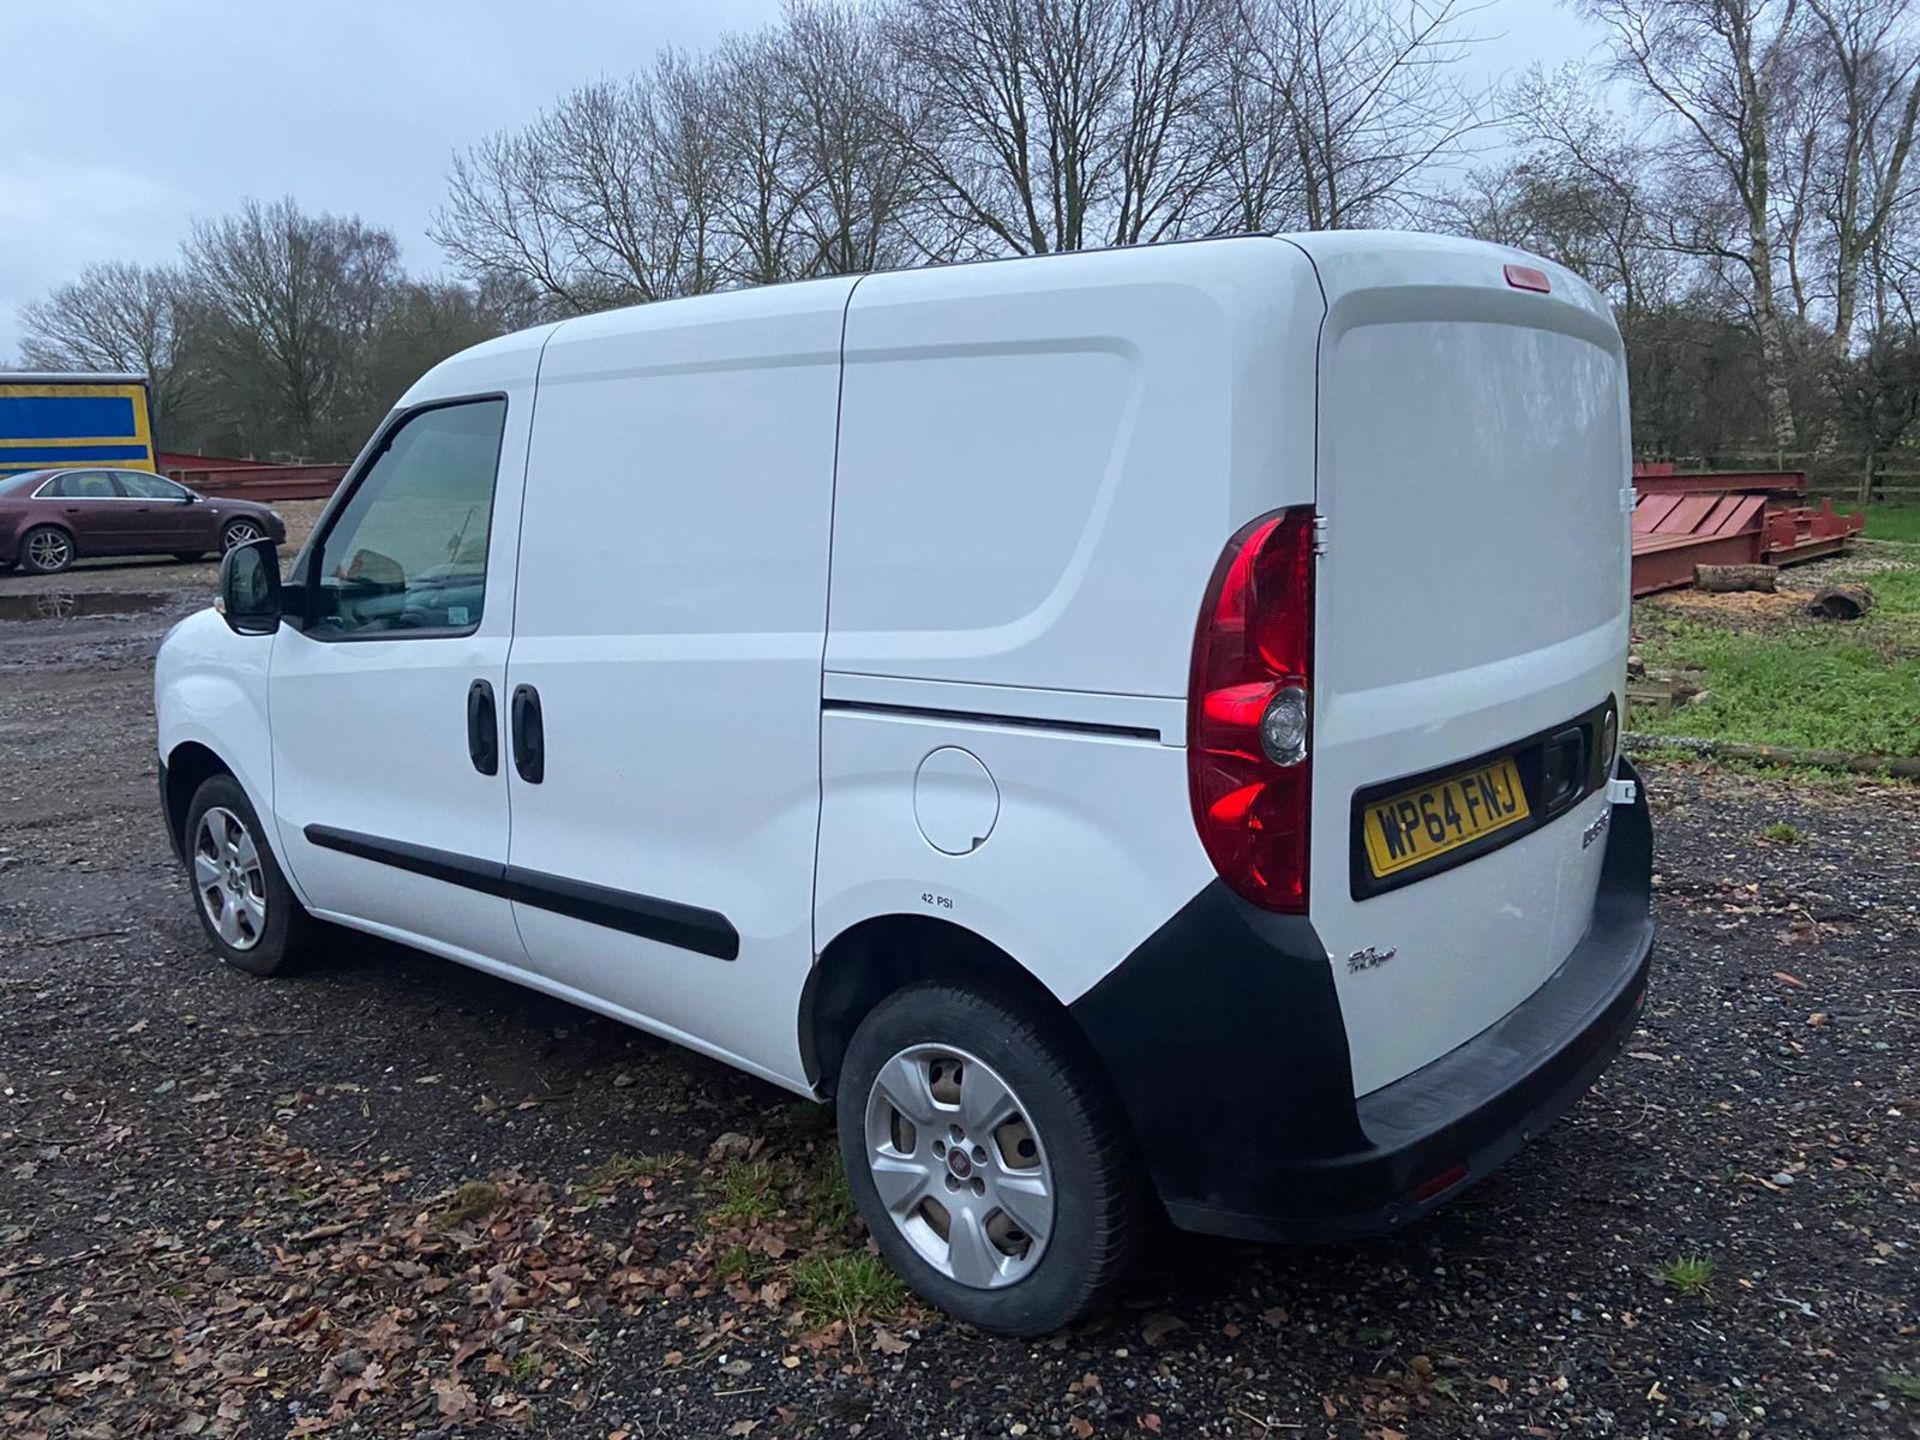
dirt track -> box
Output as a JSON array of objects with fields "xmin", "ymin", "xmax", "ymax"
[{"xmin": 1, "ymin": 557, "xmax": 1917, "ymax": 1438}]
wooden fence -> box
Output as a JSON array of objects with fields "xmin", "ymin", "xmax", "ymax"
[{"xmin": 1654, "ymin": 451, "xmax": 1920, "ymax": 505}]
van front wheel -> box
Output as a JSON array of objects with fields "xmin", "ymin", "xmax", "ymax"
[
  {"xmin": 182, "ymin": 774, "xmax": 318, "ymax": 976},
  {"xmin": 837, "ymin": 980, "xmax": 1144, "ymax": 1335}
]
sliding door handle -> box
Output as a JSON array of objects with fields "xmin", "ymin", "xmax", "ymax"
[
  {"xmin": 510, "ymin": 684, "xmax": 544, "ymax": 784},
  {"xmin": 467, "ymin": 679, "xmax": 498, "ymax": 775}
]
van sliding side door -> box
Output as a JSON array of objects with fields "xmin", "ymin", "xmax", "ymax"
[{"xmin": 498, "ymin": 280, "xmax": 857, "ymax": 1091}]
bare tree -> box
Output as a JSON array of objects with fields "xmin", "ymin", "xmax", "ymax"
[
  {"xmin": 434, "ymin": 64, "xmax": 725, "ymax": 312},
  {"xmin": 709, "ymin": 30, "xmax": 817, "ymax": 285},
  {"xmin": 885, "ymin": 0, "xmax": 1226, "ymax": 254},
  {"xmin": 17, "ymin": 261, "xmax": 198, "ymax": 427},
  {"xmin": 1803, "ymin": 0, "xmax": 1920, "ymax": 361},
  {"xmin": 1206, "ymin": 22, "xmax": 1307, "ymax": 231},
  {"xmin": 1231, "ymin": 0, "xmax": 1490, "ymax": 232},
  {"xmin": 782, "ymin": 0, "xmax": 929, "ymax": 272},
  {"xmin": 1581, "ymin": 0, "xmax": 1806, "ymax": 453},
  {"xmin": 184, "ymin": 197, "xmax": 401, "ymax": 456},
  {"xmin": 1466, "ymin": 66, "xmax": 1677, "ymax": 326}
]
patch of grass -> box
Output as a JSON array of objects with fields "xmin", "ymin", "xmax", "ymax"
[
  {"xmin": 1634, "ymin": 616, "xmax": 1920, "ymax": 755},
  {"xmin": 433, "ymin": 1179, "xmax": 503, "ymax": 1230},
  {"xmin": 1715, "ymin": 756, "xmax": 1887, "ymax": 790},
  {"xmin": 1862, "ymin": 505, "xmax": 1920, "ymax": 545},
  {"xmin": 579, "ymin": 1151, "xmax": 683, "ymax": 1192},
  {"xmin": 1760, "ymin": 821, "xmax": 1802, "ymax": 844},
  {"xmin": 790, "ymin": 1250, "xmax": 906, "ymax": 1328},
  {"xmin": 509, "ymin": 1349, "xmax": 543, "ymax": 1384},
  {"xmin": 1626, "ymin": 741, "xmax": 1699, "ymax": 766},
  {"xmin": 709, "ymin": 1159, "xmax": 787, "ymax": 1226},
  {"xmin": 797, "ymin": 1156, "xmax": 859, "ymax": 1236},
  {"xmin": 1857, "ymin": 563, "xmax": 1920, "ymax": 617},
  {"xmin": 716, "ymin": 1242, "xmax": 769, "ymax": 1283},
  {"xmin": 1657, "ymin": 1255, "xmax": 1716, "ymax": 1297},
  {"xmin": 1886, "ymin": 1372, "xmax": 1920, "ymax": 1404}
]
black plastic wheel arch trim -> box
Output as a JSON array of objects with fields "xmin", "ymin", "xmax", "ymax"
[
  {"xmin": 158, "ymin": 758, "xmax": 184, "ymax": 864},
  {"xmin": 301, "ymin": 824, "xmax": 739, "ymax": 960}
]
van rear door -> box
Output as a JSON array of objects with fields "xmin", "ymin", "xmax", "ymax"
[{"xmin": 1287, "ymin": 233, "xmax": 1633, "ymax": 1097}]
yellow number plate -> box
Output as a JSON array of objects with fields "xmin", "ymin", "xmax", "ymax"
[{"xmin": 1362, "ymin": 756, "xmax": 1531, "ymax": 879}]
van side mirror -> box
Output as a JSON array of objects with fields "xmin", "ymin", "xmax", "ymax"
[{"xmin": 218, "ymin": 539, "xmax": 282, "ymax": 636}]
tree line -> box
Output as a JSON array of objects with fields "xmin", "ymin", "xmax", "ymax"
[{"xmin": 12, "ymin": 0, "xmax": 1920, "ymax": 495}]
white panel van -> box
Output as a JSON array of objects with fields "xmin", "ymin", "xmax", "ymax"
[{"xmin": 155, "ymin": 234, "xmax": 1654, "ymax": 1336}]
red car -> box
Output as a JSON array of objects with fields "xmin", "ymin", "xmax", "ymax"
[{"xmin": 0, "ymin": 467, "xmax": 285, "ymax": 574}]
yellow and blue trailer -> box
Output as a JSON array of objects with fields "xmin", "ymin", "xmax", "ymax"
[{"xmin": 0, "ymin": 372, "xmax": 157, "ymax": 479}]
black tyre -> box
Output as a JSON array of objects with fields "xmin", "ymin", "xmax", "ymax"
[
  {"xmin": 182, "ymin": 773, "xmax": 319, "ymax": 977},
  {"xmin": 837, "ymin": 980, "xmax": 1145, "ymax": 1335},
  {"xmin": 221, "ymin": 519, "xmax": 265, "ymax": 552},
  {"xmin": 19, "ymin": 525, "xmax": 75, "ymax": 574}
]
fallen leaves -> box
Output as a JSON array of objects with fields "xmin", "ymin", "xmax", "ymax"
[
  {"xmin": 1140, "ymin": 1313, "xmax": 1186, "ymax": 1346},
  {"xmin": 431, "ymin": 1374, "xmax": 478, "ymax": 1420},
  {"xmin": 0, "ymin": 1140, "xmax": 713, "ymax": 1436}
]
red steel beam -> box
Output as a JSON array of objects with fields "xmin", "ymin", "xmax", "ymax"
[
  {"xmin": 1633, "ymin": 470, "xmax": 1809, "ymax": 495},
  {"xmin": 1632, "ymin": 529, "xmax": 1764, "ymax": 596},
  {"xmin": 168, "ymin": 464, "xmax": 347, "ymax": 502}
]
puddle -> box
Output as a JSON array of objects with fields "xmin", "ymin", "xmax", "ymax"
[{"xmin": 0, "ymin": 590, "xmax": 175, "ymax": 622}]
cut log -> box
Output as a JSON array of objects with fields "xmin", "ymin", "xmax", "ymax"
[
  {"xmin": 1808, "ymin": 583, "xmax": 1873, "ymax": 620},
  {"xmin": 1694, "ymin": 563, "xmax": 1779, "ymax": 593}
]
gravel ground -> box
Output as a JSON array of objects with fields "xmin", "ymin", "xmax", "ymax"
[{"xmin": 0, "ymin": 559, "xmax": 1916, "ymax": 1439}]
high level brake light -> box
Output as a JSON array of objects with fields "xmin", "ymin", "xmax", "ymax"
[{"xmin": 1187, "ymin": 508, "xmax": 1315, "ymax": 912}]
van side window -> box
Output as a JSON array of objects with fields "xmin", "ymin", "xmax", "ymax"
[{"xmin": 309, "ymin": 399, "xmax": 506, "ymax": 638}]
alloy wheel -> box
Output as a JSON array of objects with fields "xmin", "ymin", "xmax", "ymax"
[
  {"xmin": 193, "ymin": 806, "xmax": 268, "ymax": 951},
  {"xmin": 222, "ymin": 521, "xmax": 263, "ymax": 551},
  {"xmin": 26, "ymin": 530, "xmax": 71, "ymax": 571},
  {"xmin": 863, "ymin": 1044, "xmax": 1055, "ymax": 1289}
]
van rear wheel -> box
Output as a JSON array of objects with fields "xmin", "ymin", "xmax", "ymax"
[{"xmin": 837, "ymin": 980, "xmax": 1144, "ymax": 1335}]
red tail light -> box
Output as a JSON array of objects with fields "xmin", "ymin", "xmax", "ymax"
[{"xmin": 1187, "ymin": 508, "xmax": 1315, "ymax": 912}]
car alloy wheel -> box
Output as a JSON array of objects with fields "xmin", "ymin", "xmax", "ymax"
[
  {"xmin": 862, "ymin": 1043, "xmax": 1055, "ymax": 1289},
  {"xmin": 222, "ymin": 520, "xmax": 264, "ymax": 551},
  {"xmin": 193, "ymin": 805, "xmax": 268, "ymax": 951},
  {"xmin": 26, "ymin": 530, "xmax": 72, "ymax": 572}
]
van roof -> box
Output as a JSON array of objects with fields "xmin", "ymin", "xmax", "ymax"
[{"xmin": 408, "ymin": 230, "xmax": 1600, "ymax": 403}]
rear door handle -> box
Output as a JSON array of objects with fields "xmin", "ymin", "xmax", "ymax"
[
  {"xmin": 467, "ymin": 679, "xmax": 498, "ymax": 775},
  {"xmin": 510, "ymin": 684, "xmax": 544, "ymax": 784}
]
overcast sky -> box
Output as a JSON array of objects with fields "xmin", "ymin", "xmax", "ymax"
[{"xmin": 0, "ymin": 0, "xmax": 1606, "ymax": 360}]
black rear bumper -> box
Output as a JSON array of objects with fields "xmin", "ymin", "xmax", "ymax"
[{"xmin": 1070, "ymin": 759, "xmax": 1654, "ymax": 1242}]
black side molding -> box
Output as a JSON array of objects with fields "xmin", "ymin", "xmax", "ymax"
[
  {"xmin": 306, "ymin": 824, "xmax": 508, "ymax": 894},
  {"xmin": 302, "ymin": 824, "xmax": 739, "ymax": 960},
  {"xmin": 822, "ymin": 697, "xmax": 1159, "ymax": 743}
]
